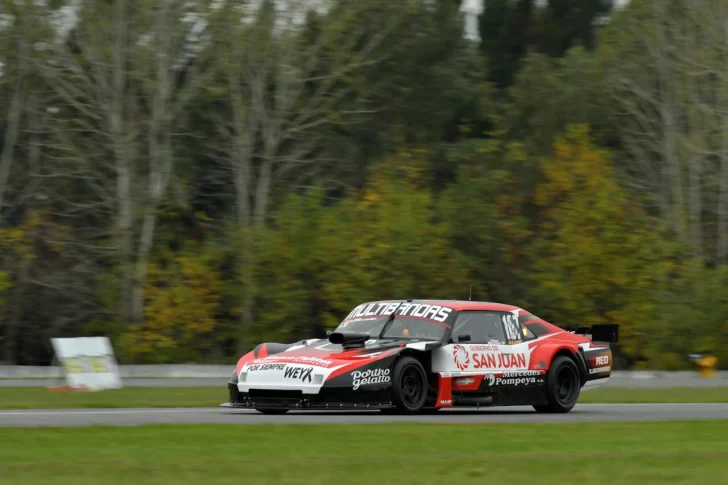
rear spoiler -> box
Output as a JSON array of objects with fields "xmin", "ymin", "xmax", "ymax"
[{"xmin": 564, "ymin": 324, "xmax": 619, "ymax": 343}]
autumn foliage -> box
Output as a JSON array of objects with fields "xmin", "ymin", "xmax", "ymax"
[{"xmin": 1, "ymin": 0, "xmax": 726, "ymax": 369}]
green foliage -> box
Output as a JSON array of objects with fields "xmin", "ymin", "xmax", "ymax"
[
  {"xmin": 249, "ymin": 152, "xmax": 472, "ymax": 345},
  {"xmin": 478, "ymin": 0, "xmax": 611, "ymax": 88},
  {"xmin": 647, "ymin": 262, "xmax": 728, "ymax": 370},
  {"xmin": 125, "ymin": 240, "xmax": 223, "ymax": 364},
  {"xmin": 0, "ymin": 270, "xmax": 10, "ymax": 307},
  {"xmin": 251, "ymin": 189, "xmax": 330, "ymax": 346},
  {"xmin": 505, "ymin": 46, "xmax": 611, "ymax": 154},
  {"xmin": 527, "ymin": 125, "xmax": 672, "ymax": 365},
  {"xmin": 1, "ymin": 0, "xmax": 726, "ymax": 370},
  {"xmin": 437, "ymin": 133, "xmax": 534, "ymax": 305},
  {"xmin": 315, "ymin": 155, "xmax": 473, "ymax": 328}
]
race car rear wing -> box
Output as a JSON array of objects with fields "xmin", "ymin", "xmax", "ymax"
[{"xmin": 564, "ymin": 324, "xmax": 619, "ymax": 343}]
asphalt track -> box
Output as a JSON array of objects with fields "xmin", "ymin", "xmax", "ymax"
[{"xmin": 0, "ymin": 403, "xmax": 727, "ymax": 427}]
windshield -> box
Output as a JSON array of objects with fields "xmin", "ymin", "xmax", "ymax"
[{"xmin": 334, "ymin": 316, "xmax": 448, "ymax": 340}]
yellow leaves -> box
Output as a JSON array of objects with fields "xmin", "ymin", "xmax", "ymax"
[
  {"xmin": 363, "ymin": 190, "xmax": 382, "ymax": 204},
  {"xmin": 529, "ymin": 125, "xmax": 663, "ymax": 360},
  {"xmin": 536, "ymin": 124, "xmax": 617, "ymax": 210},
  {"xmin": 0, "ymin": 227, "xmax": 30, "ymax": 259},
  {"xmin": 250, "ymin": 156, "xmax": 472, "ymax": 336},
  {"xmin": 126, "ymin": 244, "xmax": 222, "ymax": 362},
  {"xmin": 0, "ymin": 270, "xmax": 10, "ymax": 306},
  {"xmin": 195, "ymin": 211, "xmax": 213, "ymax": 222},
  {"xmin": 0, "ymin": 209, "xmax": 74, "ymax": 269}
]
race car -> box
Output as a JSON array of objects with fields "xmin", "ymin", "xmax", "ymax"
[{"xmin": 222, "ymin": 299, "xmax": 618, "ymax": 414}]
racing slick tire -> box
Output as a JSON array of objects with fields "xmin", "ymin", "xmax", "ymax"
[
  {"xmin": 533, "ymin": 355, "xmax": 581, "ymax": 414},
  {"xmin": 254, "ymin": 408, "xmax": 289, "ymax": 415},
  {"xmin": 386, "ymin": 356, "xmax": 428, "ymax": 414}
]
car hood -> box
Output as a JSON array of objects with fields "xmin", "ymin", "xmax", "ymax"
[
  {"xmin": 248, "ymin": 337, "xmax": 440, "ymax": 366},
  {"xmin": 236, "ymin": 337, "xmax": 441, "ymax": 391}
]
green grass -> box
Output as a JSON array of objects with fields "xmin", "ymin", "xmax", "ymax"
[
  {"xmin": 0, "ymin": 421, "xmax": 727, "ymax": 484},
  {"xmin": 0, "ymin": 386, "xmax": 226, "ymax": 409},
  {"xmin": 579, "ymin": 386, "xmax": 728, "ymax": 403},
  {"xmin": 0, "ymin": 385, "xmax": 727, "ymax": 409}
]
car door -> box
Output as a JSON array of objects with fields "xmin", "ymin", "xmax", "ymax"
[{"xmin": 431, "ymin": 310, "xmax": 533, "ymax": 375}]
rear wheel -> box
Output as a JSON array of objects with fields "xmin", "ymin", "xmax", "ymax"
[
  {"xmin": 533, "ymin": 356, "xmax": 581, "ymax": 413},
  {"xmin": 255, "ymin": 408, "xmax": 289, "ymax": 415},
  {"xmin": 386, "ymin": 356, "xmax": 428, "ymax": 414}
]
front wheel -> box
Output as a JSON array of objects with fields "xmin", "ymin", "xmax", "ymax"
[
  {"xmin": 534, "ymin": 355, "xmax": 581, "ymax": 413},
  {"xmin": 388, "ymin": 356, "xmax": 428, "ymax": 414}
]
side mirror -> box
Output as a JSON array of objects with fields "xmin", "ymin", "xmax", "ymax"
[{"xmin": 457, "ymin": 334, "xmax": 471, "ymax": 343}]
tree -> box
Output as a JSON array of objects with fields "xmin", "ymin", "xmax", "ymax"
[
  {"xmin": 477, "ymin": 0, "xmax": 612, "ymax": 88},
  {"xmin": 437, "ymin": 130, "xmax": 535, "ymax": 306},
  {"xmin": 644, "ymin": 260, "xmax": 728, "ymax": 369},
  {"xmin": 37, "ymin": 0, "xmax": 223, "ymax": 330},
  {"xmin": 126, "ymin": 239, "xmax": 222, "ymax": 363},
  {"xmin": 599, "ymin": 0, "xmax": 728, "ymax": 265},
  {"xmin": 208, "ymin": 0, "xmax": 471, "ymax": 351},
  {"xmin": 528, "ymin": 125, "xmax": 669, "ymax": 365},
  {"xmin": 251, "ymin": 150, "xmax": 472, "ymax": 346},
  {"xmin": 314, "ymin": 154, "xmax": 473, "ymax": 329},
  {"xmin": 0, "ymin": 1, "xmax": 50, "ymax": 223},
  {"xmin": 504, "ymin": 45, "xmax": 612, "ymax": 155}
]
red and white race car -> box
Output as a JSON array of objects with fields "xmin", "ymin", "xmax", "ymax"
[{"xmin": 223, "ymin": 299, "xmax": 618, "ymax": 414}]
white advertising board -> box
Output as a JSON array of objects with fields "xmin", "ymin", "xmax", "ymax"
[{"xmin": 50, "ymin": 337, "xmax": 123, "ymax": 390}]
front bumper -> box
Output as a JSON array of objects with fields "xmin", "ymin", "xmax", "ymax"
[{"xmin": 222, "ymin": 380, "xmax": 394, "ymax": 410}]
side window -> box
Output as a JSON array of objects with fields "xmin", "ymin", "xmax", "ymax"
[
  {"xmin": 521, "ymin": 325, "xmax": 537, "ymax": 341},
  {"xmin": 518, "ymin": 314, "xmax": 540, "ymax": 342},
  {"xmin": 451, "ymin": 311, "xmax": 507, "ymax": 344}
]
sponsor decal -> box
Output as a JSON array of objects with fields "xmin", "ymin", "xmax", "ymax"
[
  {"xmin": 284, "ymin": 366, "xmax": 313, "ymax": 383},
  {"xmin": 453, "ymin": 345, "xmax": 470, "ymax": 371},
  {"xmin": 452, "ymin": 346, "xmax": 528, "ymax": 371},
  {"xmin": 485, "ymin": 371, "xmax": 543, "ymax": 386},
  {"xmin": 589, "ymin": 366, "xmax": 611, "ymax": 374},
  {"xmin": 247, "ymin": 363, "xmax": 287, "ymax": 372},
  {"xmin": 439, "ymin": 399, "xmax": 452, "ymax": 405},
  {"xmin": 351, "ymin": 368, "xmax": 391, "ymax": 390},
  {"xmin": 256, "ymin": 356, "xmax": 334, "ymax": 367},
  {"xmin": 472, "ymin": 352, "xmax": 527, "ymax": 369},
  {"xmin": 502, "ymin": 370, "xmax": 541, "ymax": 377},
  {"xmin": 61, "ymin": 356, "xmax": 110, "ymax": 374},
  {"xmin": 344, "ymin": 302, "xmax": 453, "ymax": 323},
  {"xmin": 596, "ymin": 355, "xmax": 609, "ymax": 366},
  {"xmin": 469, "ymin": 345, "xmax": 499, "ymax": 351}
]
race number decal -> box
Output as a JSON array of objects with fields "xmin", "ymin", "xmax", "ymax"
[{"xmin": 502, "ymin": 314, "xmax": 520, "ymax": 342}]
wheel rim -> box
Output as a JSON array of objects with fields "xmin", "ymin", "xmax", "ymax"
[
  {"xmin": 555, "ymin": 366, "xmax": 579, "ymax": 406},
  {"xmin": 400, "ymin": 365, "xmax": 424, "ymax": 408}
]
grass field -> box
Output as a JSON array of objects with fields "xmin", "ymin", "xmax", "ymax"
[
  {"xmin": 0, "ymin": 386, "xmax": 727, "ymax": 409},
  {"xmin": 1, "ymin": 421, "xmax": 727, "ymax": 484}
]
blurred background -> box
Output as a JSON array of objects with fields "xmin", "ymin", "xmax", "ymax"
[{"xmin": 0, "ymin": 0, "xmax": 725, "ymax": 371}]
